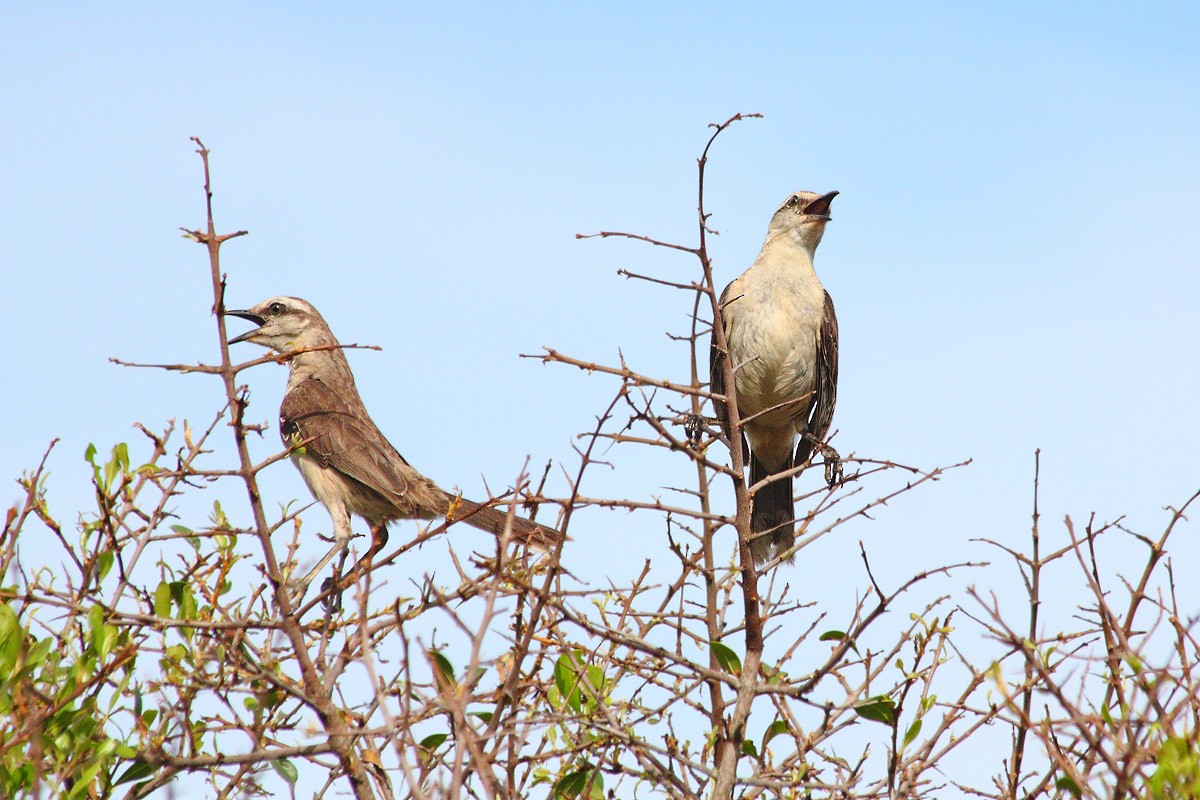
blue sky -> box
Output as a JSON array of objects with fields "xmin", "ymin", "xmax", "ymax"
[{"xmin": 2, "ymin": 2, "xmax": 1199, "ymax": 790}]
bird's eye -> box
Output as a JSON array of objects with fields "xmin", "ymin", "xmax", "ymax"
[
  {"xmin": 268, "ymin": 302, "xmax": 285, "ymax": 315},
  {"xmin": 787, "ymin": 196, "xmax": 801, "ymax": 207}
]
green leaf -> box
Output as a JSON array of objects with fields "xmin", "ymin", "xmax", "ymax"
[
  {"xmin": 710, "ymin": 640, "xmax": 742, "ymax": 676},
  {"xmin": 741, "ymin": 739, "xmax": 758, "ymax": 757},
  {"xmin": 853, "ymin": 694, "xmax": 897, "ymax": 726},
  {"xmin": 271, "ymin": 759, "xmax": 299, "ymax": 785},
  {"xmin": 429, "ymin": 649, "xmax": 456, "ymax": 691},
  {"xmin": 114, "ymin": 760, "xmax": 156, "ymax": 786},
  {"xmin": 27, "ymin": 637, "xmax": 53, "ymax": 669},
  {"xmin": 554, "ymin": 771, "xmax": 588, "ymax": 798},
  {"xmin": 178, "ymin": 586, "xmax": 197, "ymax": 619},
  {"xmin": 903, "ymin": 718, "xmax": 922, "ymax": 747},
  {"xmin": 96, "ymin": 550, "xmax": 114, "ymax": 582},
  {"xmin": 761, "ymin": 719, "xmax": 789, "ymax": 753},
  {"xmin": 419, "ymin": 733, "xmax": 449, "ymax": 751},
  {"xmin": 585, "ymin": 664, "xmax": 606, "ymax": 701},
  {"xmin": 1055, "ymin": 775, "xmax": 1082, "ymax": 798},
  {"xmin": 819, "ymin": 628, "xmax": 859, "ymax": 654},
  {"xmin": 211, "ymin": 500, "xmax": 230, "ymax": 530},
  {"xmin": 553, "ymin": 766, "xmax": 603, "ymax": 799},
  {"xmin": 114, "ymin": 442, "xmax": 130, "ymax": 471},
  {"xmin": 154, "ymin": 582, "xmax": 172, "ymax": 618},
  {"xmin": 554, "ymin": 653, "xmax": 584, "ymax": 713},
  {"xmin": 469, "ymin": 711, "xmax": 494, "ymax": 723},
  {"xmin": 88, "ymin": 603, "xmax": 105, "ymax": 634}
]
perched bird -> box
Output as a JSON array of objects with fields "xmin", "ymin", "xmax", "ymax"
[
  {"xmin": 226, "ymin": 296, "xmax": 561, "ymax": 598},
  {"xmin": 710, "ymin": 190, "xmax": 842, "ymax": 565}
]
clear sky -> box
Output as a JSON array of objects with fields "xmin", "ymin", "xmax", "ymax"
[{"xmin": 2, "ymin": 3, "xmax": 1199, "ymax": 790}]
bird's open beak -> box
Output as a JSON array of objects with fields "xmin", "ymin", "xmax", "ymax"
[
  {"xmin": 224, "ymin": 309, "xmax": 266, "ymax": 344},
  {"xmin": 804, "ymin": 190, "xmax": 839, "ymax": 219}
]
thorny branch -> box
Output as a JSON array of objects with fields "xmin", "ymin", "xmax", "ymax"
[{"xmin": 5, "ymin": 123, "xmax": 1197, "ymax": 800}]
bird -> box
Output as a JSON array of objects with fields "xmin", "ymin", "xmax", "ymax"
[
  {"xmin": 225, "ymin": 296, "xmax": 562, "ymax": 601},
  {"xmin": 710, "ymin": 190, "xmax": 842, "ymax": 565}
]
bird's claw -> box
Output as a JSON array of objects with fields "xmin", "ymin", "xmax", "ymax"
[
  {"xmin": 319, "ymin": 576, "xmax": 343, "ymax": 614},
  {"xmin": 684, "ymin": 413, "xmax": 705, "ymax": 449},
  {"xmin": 821, "ymin": 444, "xmax": 843, "ymax": 486}
]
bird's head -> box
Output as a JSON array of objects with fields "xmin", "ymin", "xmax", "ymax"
[
  {"xmin": 769, "ymin": 190, "xmax": 839, "ymax": 252},
  {"xmin": 224, "ymin": 296, "xmax": 335, "ymax": 352}
]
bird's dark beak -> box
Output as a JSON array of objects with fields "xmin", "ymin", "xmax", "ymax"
[
  {"xmin": 804, "ymin": 190, "xmax": 839, "ymax": 219},
  {"xmin": 224, "ymin": 309, "xmax": 266, "ymax": 344}
]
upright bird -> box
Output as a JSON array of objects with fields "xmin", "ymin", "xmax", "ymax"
[
  {"xmin": 226, "ymin": 296, "xmax": 561, "ymax": 598},
  {"xmin": 710, "ymin": 190, "xmax": 842, "ymax": 565}
]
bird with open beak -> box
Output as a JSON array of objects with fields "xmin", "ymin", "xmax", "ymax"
[
  {"xmin": 711, "ymin": 190, "xmax": 843, "ymax": 565},
  {"xmin": 226, "ymin": 296, "xmax": 562, "ymax": 602}
]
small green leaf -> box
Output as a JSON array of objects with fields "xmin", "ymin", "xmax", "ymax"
[
  {"xmin": 554, "ymin": 652, "xmax": 586, "ymax": 713},
  {"xmin": 88, "ymin": 603, "xmax": 105, "ymax": 634},
  {"xmin": 429, "ymin": 649, "xmax": 456, "ymax": 691},
  {"xmin": 853, "ymin": 694, "xmax": 897, "ymax": 726},
  {"xmin": 710, "ymin": 640, "xmax": 742, "ymax": 676},
  {"xmin": 761, "ymin": 719, "xmax": 789, "ymax": 752},
  {"xmin": 470, "ymin": 711, "xmax": 494, "ymax": 723},
  {"xmin": 903, "ymin": 718, "xmax": 922, "ymax": 747},
  {"xmin": 154, "ymin": 582, "xmax": 172, "ymax": 617},
  {"xmin": 244, "ymin": 697, "xmax": 259, "ymax": 712},
  {"xmin": 272, "ymin": 759, "xmax": 299, "ymax": 785},
  {"xmin": 114, "ymin": 760, "xmax": 155, "ymax": 786},
  {"xmin": 819, "ymin": 628, "xmax": 858, "ymax": 653},
  {"xmin": 1055, "ymin": 775, "xmax": 1082, "ymax": 797},
  {"xmin": 553, "ymin": 766, "xmax": 603, "ymax": 799},
  {"xmin": 211, "ymin": 500, "xmax": 230, "ymax": 530},
  {"xmin": 419, "ymin": 733, "xmax": 449, "ymax": 751},
  {"xmin": 180, "ymin": 588, "xmax": 197, "ymax": 620},
  {"xmin": 741, "ymin": 739, "xmax": 758, "ymax": 757},
  {"xmin": 553, "ymin": 770, "xmax": 588, "ymax": 798},
  {"xmin": 96, "ymin": 550, "xmax": 114, "ymax": 582},
  {"xmin": 114, "ymin": 442, "xmax": 129, "ymax": 471}
]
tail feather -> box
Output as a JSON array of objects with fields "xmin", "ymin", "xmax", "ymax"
[
  {"xmin": 440, "ymin": 489, "xmax": 563, "ymax": 551},
  {"xmin": 749, "ymin": 454, "xmax": 795, "ymax": 565}
]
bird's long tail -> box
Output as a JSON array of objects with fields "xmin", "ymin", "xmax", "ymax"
[
  {"xmin": 438, "ymin": 489, "xmax": 563, "ymax": 551},
  {"xmin": 749, "ymin": 454, "xmax": 794, "ymax": 565}
]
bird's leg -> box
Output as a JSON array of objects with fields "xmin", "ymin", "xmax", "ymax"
[
  {"xmin": 803, "ymin": 432, "xmax": 844, "ymax": 486},
  {"xmin": 285, "ymin": 505, "xmax": 356, "ymax": 608},
  {"xmin": 684, "ymin": 413, "xmax": 705, "ymax": 449},
  {"xmin": 324, "ymin": 523, "xmax": 390, "ymax": 607},
  {"xmin": 318, "ymin": 548, "xmax": 351, "ymax": 616}
]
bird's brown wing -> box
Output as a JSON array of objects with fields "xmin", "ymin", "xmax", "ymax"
[
  {"xmin": 795, "ymin": 290, "xmax": 839, "ymax": 465},
  {"xmin": 280, "ymin": 376, "xmax": 417, "ymax": 509},
  {"xmin": 710, "ymin": 281, "xmax": 749, "ymax": 459}
]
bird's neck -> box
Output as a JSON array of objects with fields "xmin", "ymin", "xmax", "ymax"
[
  {"xmin": 285, "ymin": 343, "xmax": 359, "ymax": 395},
  {"xmin": 755, "ymin": 230, "xmax": 820, "ymax": 280}
]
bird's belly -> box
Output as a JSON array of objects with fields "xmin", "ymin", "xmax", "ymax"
[
  {"xmin": 728, "ymin": 307, "xmax": 819, "ymax": 428},
  {"xmin": 293, "ymin": 453, "xmax": 396, "ymax": 522}
]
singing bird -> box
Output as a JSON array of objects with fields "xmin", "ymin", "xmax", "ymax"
[
  {"xmin": 711, "ymin": 190, "xmax": 842, "ymax": 565},
  {"xmin": 226, "ymin": 296, "xmax": 561, "ymax": 598}
]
